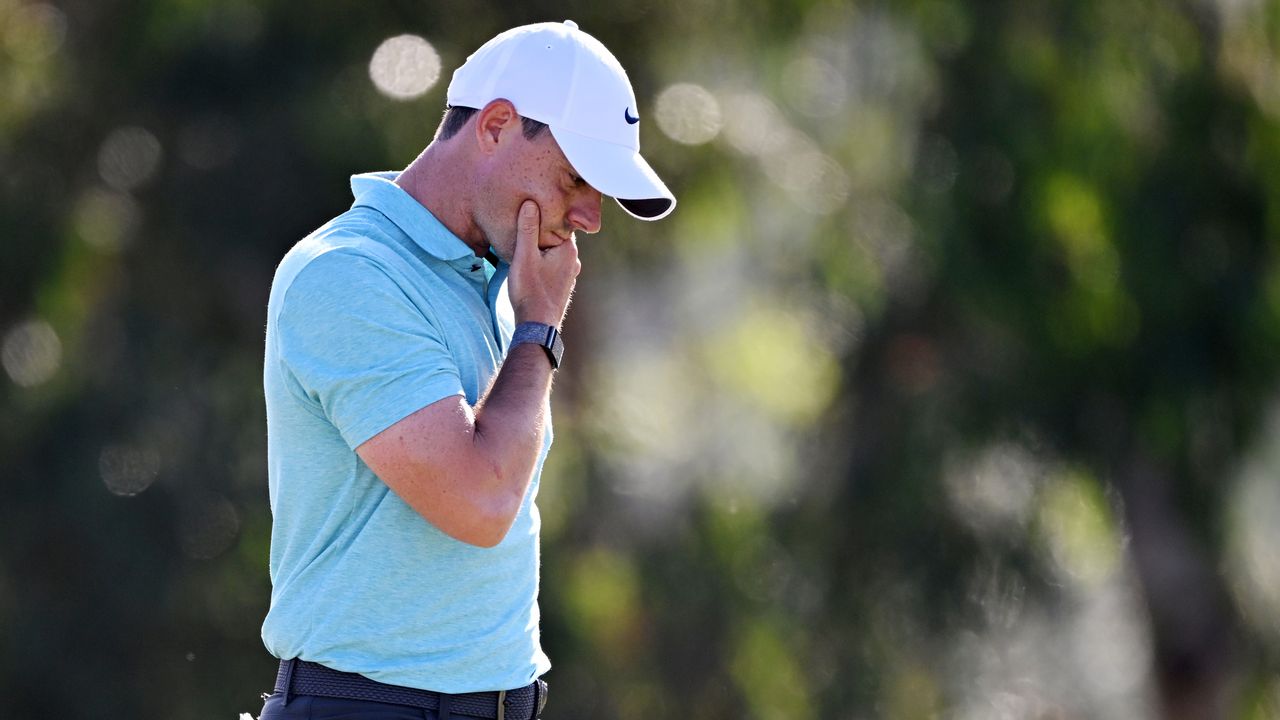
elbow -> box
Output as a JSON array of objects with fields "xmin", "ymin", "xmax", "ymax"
[
  {"xmin": 457, "ymin": 526, "xmax": 510, "ymax": 549},
  {"xmin": 449, "ymin": 468, "xmax": 524, "ymax": 548},
  {"xmin": 451, "ymin": 511, "xmax": 518, "ymax": 548},
  {"xmin": 374, "ymin": 452, "xmax": 528, "ymax": 548}
]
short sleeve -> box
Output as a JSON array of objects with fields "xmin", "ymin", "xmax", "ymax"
[{"xmin": 274, "ymin": 249, "xmax": 464, "ymax": 449}]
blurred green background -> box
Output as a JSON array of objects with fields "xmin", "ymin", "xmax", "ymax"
[{"xmin": 4, "ymin": 0, "xmax": 1280, "ymax": 717}]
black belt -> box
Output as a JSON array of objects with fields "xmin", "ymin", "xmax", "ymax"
[{"xmin": 274, "ymin": 658, "xmax": 547, "ymax": 720}]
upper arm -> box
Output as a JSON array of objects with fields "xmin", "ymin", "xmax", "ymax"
[{"xmin": 275, "ymin": 249, "xmax": 463, "ymax": 449}]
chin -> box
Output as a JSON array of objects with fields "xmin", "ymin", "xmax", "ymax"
[
  {"xmin": 489, "ymin": 243, "xmax": 515, "ymax": 263},
  {"xmin": 482, "ymin": 228, "xmax": 515, "ymax": 262}
]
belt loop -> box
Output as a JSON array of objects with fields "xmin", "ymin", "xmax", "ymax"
[
  {"xmin": 437, "ymin": 692, "xmax": 452, "ymax": 720},
  {"xmin": 281, "ymin": 658, "xmax": 298, "ymax": 707},
  {"xmin": 495, "ymin": 689, "xmax": 506, "ymax": 720}
]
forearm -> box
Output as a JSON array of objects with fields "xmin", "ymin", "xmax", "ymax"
[
  {"xmin": 357, "ymin": 344, "xmax": 556, "ymax": 548},
  {"xmin": 468, "ymin": 342, "xmax": 556, "ymax": 526}
]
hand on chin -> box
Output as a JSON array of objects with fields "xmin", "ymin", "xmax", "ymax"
[{"xmin": 539, "ymin": 232, "xmax": 572, "ymax": 250}]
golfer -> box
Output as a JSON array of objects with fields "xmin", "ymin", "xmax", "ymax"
[{"xmin": 255, "ymin": 20, "xmax": 674, "ymax": 720}]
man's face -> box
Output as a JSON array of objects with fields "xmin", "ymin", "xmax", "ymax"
[{"xmin": 475, "ymin": 123, "xmax": 603, "ymax": 262}]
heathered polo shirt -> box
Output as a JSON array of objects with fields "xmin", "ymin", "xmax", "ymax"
[{"xmin": 261, "ymin": 171, "xmax": 551, "ymax": 693}]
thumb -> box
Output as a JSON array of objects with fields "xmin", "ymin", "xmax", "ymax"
[{"xmin": 515, "ymin": 200, "xmax": 540, "ymax": 262}]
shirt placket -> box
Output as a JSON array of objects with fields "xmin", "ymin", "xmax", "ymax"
[
  {"xmin": 455, "ymin": 257, "xmax": 510, "ymax": 361},
  {"xmin": 485, "ymin": 261, "xmax": 512, "ymax": 353}
]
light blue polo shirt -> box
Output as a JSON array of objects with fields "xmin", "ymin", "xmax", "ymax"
[{"xmin": 261, "ymin": 171, "xmax": 552, "ymax": 693}]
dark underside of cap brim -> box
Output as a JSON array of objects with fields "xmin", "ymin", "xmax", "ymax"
[{"xmin": 618, "ymin": 197, "xmax": 673, "ymax": 219}]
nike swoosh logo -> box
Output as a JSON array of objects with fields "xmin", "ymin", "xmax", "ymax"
[{"xmin": 624, "ymin": 107, "xmax": 639, "ymax": 124}]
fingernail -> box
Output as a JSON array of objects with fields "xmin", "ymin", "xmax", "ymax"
[{"xmin": 521, "ymin": 201, "xmax": 535, "ymax": 217}]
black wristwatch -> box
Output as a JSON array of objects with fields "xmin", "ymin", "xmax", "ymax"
[{"xmin": 511, "ymin": 322, "xmax": 564, "ymax": 369}]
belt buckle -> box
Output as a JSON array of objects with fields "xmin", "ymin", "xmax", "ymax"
[{"xmin": 496, "ymin": 689, "xmax": 506, "ymax": 720}]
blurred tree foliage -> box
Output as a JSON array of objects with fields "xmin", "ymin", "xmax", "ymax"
[{"xmin": 3, "ymin": 0, "xmax": 1280, "ymax": 718}]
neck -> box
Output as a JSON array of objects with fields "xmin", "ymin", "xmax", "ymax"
[{"xmin": 395, "ymin": 140, "xmax": 488, "ymax": 256}]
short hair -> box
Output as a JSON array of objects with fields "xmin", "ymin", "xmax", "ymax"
[{"xmin": 435, "ymin": 105, "xmax": 549, "ymax": 141}]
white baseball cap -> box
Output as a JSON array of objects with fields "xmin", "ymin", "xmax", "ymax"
[{"xmin": 447, "ymin": 20, "xmax": 676, "ymax": 221}]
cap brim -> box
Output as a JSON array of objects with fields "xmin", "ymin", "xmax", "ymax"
[{"xmin": 550, "ymin": 126, "xmax": 676, "ymax": 221}]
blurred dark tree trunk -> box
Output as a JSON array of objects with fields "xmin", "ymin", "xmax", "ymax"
[{"xmin": 1117, "ymin": 453, "xmax": 1240, "ymax": 720}]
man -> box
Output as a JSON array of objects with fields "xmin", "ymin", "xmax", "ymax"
[{"xmin": 256, "ymin": 20, "xmax": 674, "ymax": 720}]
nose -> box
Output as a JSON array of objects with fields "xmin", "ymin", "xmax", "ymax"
[{"xmin": 567, "ymin": 188, "xmax": 603, "ymax": 235}]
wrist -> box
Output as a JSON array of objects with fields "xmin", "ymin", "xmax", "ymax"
[
  {"xmin": 513, "ymin": 302, "xmax": 563, "ymax": 329},
  {"xmin": 514, "ymin": 313, "xmax": 561, "ymax": 328},
  {"xmin": 510, "ymin": 322, "xmax": 564, "ymax": 369}
]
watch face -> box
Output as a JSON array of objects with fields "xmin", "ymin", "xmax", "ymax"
[{"xmin": 548, "ymin": 330, "xmax": 564, "ymax": 368}]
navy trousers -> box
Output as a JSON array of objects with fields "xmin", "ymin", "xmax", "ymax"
[{"xmin": 258, "ymin": 691, "xmax": 445, "ymax": 719}]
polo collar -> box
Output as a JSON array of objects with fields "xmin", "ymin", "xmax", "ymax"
[{"xmin": 349, "ymin": 171, "xmax": 475, "ymax": 262}]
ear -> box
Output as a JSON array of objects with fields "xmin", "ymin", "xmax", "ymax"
[{"xmin": 474, "ymin": 99, "xmax": 520, "ymax": 155}]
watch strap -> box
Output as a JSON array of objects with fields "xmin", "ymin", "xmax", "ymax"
[{"xmin": 511, "ymin": 322, "xmax": 564, "ymax": 369}]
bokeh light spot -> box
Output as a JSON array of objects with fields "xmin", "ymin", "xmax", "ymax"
[
  {"xmin": 782, "ymin": 55, "xmax": 847, "ymax": 118},
  {"xmin": 945, "ymin": 442, "xmax": 1042, "ymax": 538},
  {"xmin": 1071, "ymin": 580, "xmax": 1154, "ymax": 702},
  {"xmin": 97, "ymin": 126, "xmax": 163, "ymax": 192},
  {"xmin": 779, "ymin": 149, "xmax": 850, "ymax": 215},
  {"xmin": 703, "ymin": 304, "xmax": 840, "ymax": 425},
  {"xmin": 368, "ymin": 34, "xmax": 441, "ymax": 100},
  {"xmin": 731, "ymin": 619, "xmax": 814, "ymax": 719},
  {"xmin": 563, "ymin": 548, "xmax": 640, "ymax": 649},
  {"xmin": 654, "ymin": 83, "xmax": 722, "ymax": 145},
  {"xmin": 99, "ymin": 444, "xmax": 161, "ymax": 496},
  {"xmin": 178, "ymin": 494, "xmax": 241, "ymax": 560},
  {"xmin": 720, "ymin": 91, "xmax": 791, "ymax": 157},
  {"xmin": 1039, "ymin": 472, "xmax": 1121, "ymax": 586},
  {"xmin": 73, "ymin": 188, "xmax": 140, "ymax": 252},
  {"xmin": 2, "ymin": 319, "xmax": 61, "ymax": 387},
  {"xmin": 1043, "ymin": 174, "xmax": 1115, "ymax": 284},
  {"xmin": 846, "ymin": 106, "xmax": 907, "ymax": 190},
  {"xmin": 3, "ymin": 3, "xmax": 67, "ymax": 62},
  {"xmin": 918, "ymin": 134, "xmax": 959, "ymax": 194}
]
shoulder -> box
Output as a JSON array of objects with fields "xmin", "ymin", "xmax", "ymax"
[
  {"xmin": 270, "ymin": 226, "xmax": 414, "ymax": 314},
  {"xmin": 266, "ymin": 235, "xmax": 423, "ymax": 363}
]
